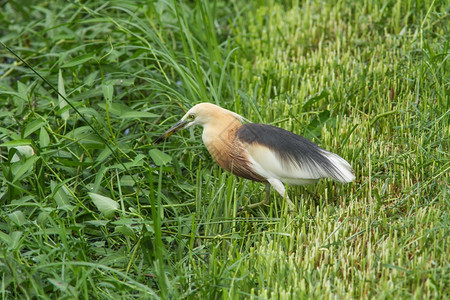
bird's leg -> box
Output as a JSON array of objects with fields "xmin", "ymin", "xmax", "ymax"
[
  {"xmin": 264, "ymin": 182, "xmax": 271, "ymax": 204},
  {"xmin": 241, "ymin": 182, "xmax": 271, "ymax": 210},
  {"xmin": 285, "ymin": 195, "xmax": 296, "ymax": 211},
  {"xmin": 266, "ymin": 178, "xmax": 295, "ymax": 211}
]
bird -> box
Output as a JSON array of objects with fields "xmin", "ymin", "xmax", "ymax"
[{"xmin": 154, "ymin": 103, "xmax": 355, "ymax": 210}]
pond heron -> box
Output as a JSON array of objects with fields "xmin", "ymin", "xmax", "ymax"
[{"xmin": 154, "ymin": 103, "xmax": 355, "ymax": 210}]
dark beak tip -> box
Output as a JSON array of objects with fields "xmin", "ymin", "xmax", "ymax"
[
  {"xmin": 153, "ymin": 119, "xmax": 188, "ymax": 145},
  {"xmin": 153, "ymin": 135, "xmax": 166, "ymax": 145}
]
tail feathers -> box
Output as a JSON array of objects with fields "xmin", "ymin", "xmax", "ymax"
[{"xmin": 322, "ymin": 151, "xmax": 355, "ymax": 183}]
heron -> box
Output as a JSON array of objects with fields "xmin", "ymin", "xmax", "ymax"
[{"xmin": 154, "ymin": 103, "xmax": 355, "ymax": 210}]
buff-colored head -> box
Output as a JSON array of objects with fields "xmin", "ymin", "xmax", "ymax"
[{"xmin": 154, "ymin": 103, "xmax": 245, "ymax": 144}]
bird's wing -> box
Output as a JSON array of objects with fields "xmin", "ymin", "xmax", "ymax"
[{"xmin": 236, "ymin": 123, "xmax": 355, "ymax": 184}]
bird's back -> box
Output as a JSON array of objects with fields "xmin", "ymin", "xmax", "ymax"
[{"xmin": 235, "ymin": 123, "xmax": 355, "ymax": 184}]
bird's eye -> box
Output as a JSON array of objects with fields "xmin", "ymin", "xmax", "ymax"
[{"xmin": 189, "ymin": 115, "xmax": 195, "ymax": 119}]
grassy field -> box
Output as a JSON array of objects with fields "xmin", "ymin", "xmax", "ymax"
[{"xmin": 1, "ymin": 0, "xmax": 448, "ymax": 298}]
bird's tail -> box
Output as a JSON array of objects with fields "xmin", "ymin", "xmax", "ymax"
[{"xmin": 322, "ymin": 151, "xmax": 356, "ymax": 183}]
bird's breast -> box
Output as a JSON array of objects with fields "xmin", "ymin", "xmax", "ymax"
[
  {"xmin": 202, "ymin": 125, "xmax": 265, "ymax": 182},
  {"xmin": 202, "ymin": 126, "xmax": 236, "ymax": 171}
]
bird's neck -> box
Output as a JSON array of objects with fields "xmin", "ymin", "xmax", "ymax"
[
  {"xmin": 202, "ymin": 116, "xmax": 241, "ymax": 143},
  {"xmin": 201, "ymin": 116, "xmax": 242, "ymax": 170}
]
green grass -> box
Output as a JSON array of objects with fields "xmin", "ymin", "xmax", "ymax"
[{"xmin": 0, "ymin": 0, "xmax": 448, "ymax": 298}]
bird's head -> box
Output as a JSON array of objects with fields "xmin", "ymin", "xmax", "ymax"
[{"xmin": 154, "ymin": 103, "xmax": 245, "ymax": 144}]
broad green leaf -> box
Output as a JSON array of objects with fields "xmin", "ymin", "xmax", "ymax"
[
  {"xmin": 112, "ymin": 218, "xmax": 141, "ymax": 226},
  {"xmin": 10, "ymin": 145, "xmax": 35, "ymax": 163},
  {"xmin": 12, "ymin": 156, "xmax": 38, "ymax": 182},
  {"xmin": 89, "ymin": 192, "xmax": 119, "ymax": 218},
  {"xmin": 149, "ymin": 149, "xmax": 172, "ymax": 166},
  {"xmin": 131, "ymin": 154, "xmax": 146, "ymax": 167},
  {"xmin": 109, "ymin": 78, "xmax": 134, "ymax": 86},
  {"xmin": 48, "ymin": 277, "xmax": 69, "ymax": 292},
  {"xmin": 13, "ymin": 145, "xmax": 34, "ymax": 157},
  {"xmin": 97, "ymin": 102, "xmax": 130, "ymax": 115},
  {"xmin": 120, "ymin": 111, "xmax": 158, "ymax": 119},
  {"xmin": 0, "ymin": 139, "xmax": 32, "ymax": 147},
  {"xmin": 102, "ymin": 81, "xmax": 114, "ymax": 102},
  {"xmin": 0, "ymin": 231, "xmax": 11, "ymax": 244},
  {"xmin": 85, "ymin": 220, "xmax": 110, "ymax": 227},
  {"xmin": 0, "ymin": 111, "xmax": 12, "ymax": 119},
  {"xmin": 58, "ymin": 69, "xmax": 69, "ymax": 121},
  {"xmin": 85, "ymin": 71, "xmax": 99, "ymax": 87},
  {"xmin": 37, "ymin": 211, "xmax": 49, "ymax": 225},
  {"xmin": 115, "ymin": 224, "xmax": 136, "ymax": 240},
  {"xmin": 8, "ymin": 231, "xmax": 24, "ymax": 250},
  {"xmin": 119, "ymin": 175, "xmax": 135, "ymax": 187},
  {"xmin": 93, "ymin": 165, "xmax": 107, "ymax": 192},
  {"xmin": 24, "ymin": 119, "xmax": 46, "ymax": 138},
  {"xmin": 50, "ymin": 180, "xmax": 71, "ymax": 210},
  {"xmin": 17, "ymin": 81, "xmax": 28, "ymax": 101},
  {"xmin": 61, "ymin": 54, "xmax": 94, "ymax": 68},
  {"xmin": 8, "ymin": 211, "xmax": 27, "ymax": 226},
  {"xmin": 96, "ymin": 147, "xmax": 112, "ymax": 163},
  {"xmin": 40, "ymin": 127, "xmax": 50, "ymax": 148}
]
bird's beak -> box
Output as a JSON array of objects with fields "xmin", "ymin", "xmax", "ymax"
[{"xmin": 154, "ymin": 119, "xmax": 190, "ymax": 144}]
